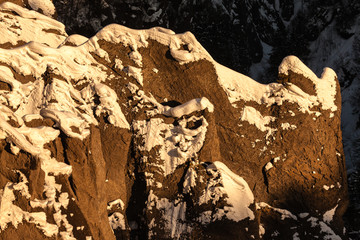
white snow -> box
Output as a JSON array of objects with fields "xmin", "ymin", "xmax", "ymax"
[
  {"xmin": 307, "ymin": 216, "xmax": 342, "ymax": 240},
  {"xmin": 215, "ymin": 56, "xmax": 337, "ymax": 116},
  {"xmin": 133, "ymin": 115, "xmax": 208, "ymax": 175},
  {"xmin": 131, "ymin": 88, "xmax": 212, "ymax": 175},
  {"xmin": 92, "ymin": 83, "xmax": 130, "ymax": 128},
  {"xmin": 264, "ymin": 162, "xmax": 274, "ymax": 171},
  {"xmin": 163, "ymin": 97, "xmax": 214, "ymax": 118},
  {"xmin": 323, "ymin": 185, "xmax": 335, "ymax": 191},
  {"xmin": 0, "ymin": 2, "xmax": 66, "ymax": 47},
  {"xmin": 28, "ymin": 0, "xmax": 56, "ymax": 17},
  {"xmin": 273, "ymin": 156, "xmax": 281, "ymax": 162},
  {"xmin": 124, "ymin": 66, "xmax": 143, "ymax": 86},
  {"xmin": 299, "ymin": 213, "xmax": 309, "ymax": 218},
  {"xmin": 240, "ymin": 106, "xmax": 276, "ymax": 137},
  {"xmin": 279, "ymin": 56, "xmax": 337, "ymax": 112},
  {"xmin": 259, "ymin": 224, "xmax": 265, "ymax": 237},
  {"xmin": 281, "ymin": 122, "xmax": 297, "ymax": 130},
  {"xmin": 319, "ymin": 221, "xmax": 342, "ymax": 240},
  {"xmin": 0, "ymin": 172, "xmax": 64, "ymax": 237},
  {"xmin": 59, "ymin": 34, "xmax": 88, "ymax": 47},
  {"xmin": 256, "ymin": 202, "xmax": 297, "ymax": 220},
  {"xmin": 147, "ymin": 190, "xmax": 189, "ymax": 239},
  {"xmin": 293, "ymin": 232, "xmax": 300, "ymax": 240},
  {"xmin": 202, "ymin": 161, "xmax": 255, "ymax": 222},
  {"xmin": 40, "ymin": 109, "xmax": 90, "ymax": 140},
  {"xmin": 107, "ymin": 199, "xmax": 125, "ymax": 210},
  {"xmin": 183, "ymin": 167, "xmax": 197, "ymax": 194},
  {"xmin": 323, "ymin": 204, "xmax": 338, "ymax": 223},
  {"xmin": 129, "ymin": 50, "xmax": 143, "ymax": 67},
  {"xmin": 108, "ymin": 212, "xmax": 127, "ymax": 231}
]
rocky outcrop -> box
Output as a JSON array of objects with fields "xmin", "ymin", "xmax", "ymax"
[{"xmin": 0, "ymin": 2, "xmax": 348, "ymax": 239}]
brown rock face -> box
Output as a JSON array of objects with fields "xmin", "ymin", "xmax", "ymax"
[{"xmin": 0, "ymin": 3, "xmax": 348, "ymax": 240}]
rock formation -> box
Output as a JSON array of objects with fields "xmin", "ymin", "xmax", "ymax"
[{"xmin": 0, "ymin": 2, "xmax": 348, "ymax": 239}]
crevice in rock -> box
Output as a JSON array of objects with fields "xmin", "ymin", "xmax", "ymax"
[
  {"xmin": 125, "ymin": 137, "xmax": 148, "ymax": 240},
  {"xmin": 262, "ymin": 165, "xmax": 270, "ymax": 194}
]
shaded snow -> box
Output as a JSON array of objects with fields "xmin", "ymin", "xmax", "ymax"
[{"xmin": 323, "ymin": 204, "xmax": 338, "ymax": 224}]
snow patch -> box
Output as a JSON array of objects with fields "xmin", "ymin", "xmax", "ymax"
[
  {"xmin": 28, "ymin": 0, "xmax": 56, "ymax": 17},
  {"xmin": 0, "ymin": 172, "xmax": 72, "ymax": 238},
  {"xmin": 107, "ymin": 199, "xmax": 125, "ymax": 210},
  {"xmin": 183, "ymin": 167, "xmax": 197, "ymax": 194},
  {"xmin": 109, "ymin": 212, "xmax": 127, "ymax": 231},
  {"xmin": 199, "ymin": 161, "xmax": 255, "ymax": 222},
  {"xmin": 281, "ymin": 122, "xmax": 297, "ymax": 130},
  {"xmin": 215, "ymin": 56, "xmax": 337, "ymax": 115},
  {"xmin": 279, "ymin": 56, "xmax": 337, "ymax": 112},
  {"xmin": 124, "ymin": 66, "xmax": 143, "ymax": 86},
  {"xmin": 0, "ymin": 2, "xmax": 66, "ymax": 47},
  {"xmin": 323, "ymin": 204, "xmax": 338, "ymax": 223},
  {"xmin": 256, "ymin": 202, "xmax": 297, "ymax": 220},
  {"xmin": 147, "ymin": 190, "xmax": 189, "ymax": 239},
  {"xmin": 240, "ymin": 106, "xmax": 276, "ymax": 137},
  {"xmin": 133, "ymin": 116, "xmax": 208, "ymax": 175}
]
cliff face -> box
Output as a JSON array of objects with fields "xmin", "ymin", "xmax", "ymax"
[{"xmin": 0, "ymin": 2, "xmax": 348, "ymax": 240}]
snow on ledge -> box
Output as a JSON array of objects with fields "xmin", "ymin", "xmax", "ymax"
[
  {"xmin": 240, "ymin": 106, "xmax": 276, "ymax": 136},
  {"xmin": 206, "ymin": 161, "xmax": 255, "ymax": 222},
  {"xmin": 91, "ymin": 24, "xmax": 212, "ymax": 65},
  {"xmin": 163, "ymin": 97, "xmax": 214, "ymax": 118},
  {"xmin": 256, "ymin": 202, "xmax": 297, "ymax": 220},
  {"xmin": 214, "ymin": 56, "xmax": 338, "ymax": 114},
  {"xmin": 279, "ymin": 55, "xmax": 337, "ymax": 112},
  {"xmin": 28, "ymin": 0, "xmax": 56, "ymax": 17},
  {"xmin": 59, "ymin": 34, "xmax": 89, "ymax": 47},
  {"xmin": 0, "ymin": 2, "xmax": 64, "ymax": 31}
]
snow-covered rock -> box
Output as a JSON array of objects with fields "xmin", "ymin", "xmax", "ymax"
[{"xmin": 0, "ymin": 2, "xmax": 348, "ymax": 240}]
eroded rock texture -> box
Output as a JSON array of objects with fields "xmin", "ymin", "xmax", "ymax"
[{"xmin": 0, "ymin": 2, "xmax": 348, "ymax": 240}]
